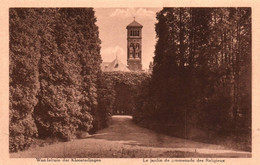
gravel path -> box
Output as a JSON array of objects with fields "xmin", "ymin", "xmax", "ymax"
[{"xmin": 10, "ymin": 115, "xmax": 251, "ymax": 158}]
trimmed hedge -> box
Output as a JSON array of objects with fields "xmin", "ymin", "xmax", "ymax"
[{"xmin": 92, "ymin": 72, "xmax": 150, "ymax": 132}]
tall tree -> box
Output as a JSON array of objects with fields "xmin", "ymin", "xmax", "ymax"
[
  {"xmin": 138, "ymin": 8, "xmax": 251, "ymax": 141},
  {"xmin": 9, "ymin": 8, "xmax": 41, "ymax": 152},
  {"xmin": 34, "ymin": 8, "xmax": 102, "ymax": 139}
]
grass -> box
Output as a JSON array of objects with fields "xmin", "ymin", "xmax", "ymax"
[
  {"xmin": 10, "ymin": 116, "xmax": 251, "ymax": 158},
  {"xmin": 135, "ymin": 120, "xmax": 251, "ymax": 152},
  {"xmin": 29, "ymin": 137, "xmax": 62, "ymax": 148}
]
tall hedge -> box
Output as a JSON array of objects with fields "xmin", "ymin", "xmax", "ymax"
[
  {"xmin": 93, "ymin": 72, "xmax": 150, "ymax": 132},
  {"xmin": 10, "ymin": 8, "xmax": 102, "ymax": 151},
  {"xmin": 9, "ymin": 9, "xmax": 40, "ymax": 152}
]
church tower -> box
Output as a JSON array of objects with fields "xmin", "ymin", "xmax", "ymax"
[{"xmin": 126, "ymin": 19, "xmax": 143, "ymax": 71}]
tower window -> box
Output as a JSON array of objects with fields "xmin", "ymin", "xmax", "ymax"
[{"xmin": 129, "ymin": 29, "xmax": 140, "ymax": 36}]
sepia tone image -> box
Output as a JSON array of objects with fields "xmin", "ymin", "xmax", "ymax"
[{"xmin": 9, "ymin": 7, "xmax": 251, "ymax": 158}]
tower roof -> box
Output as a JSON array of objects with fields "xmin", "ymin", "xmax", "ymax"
[{"xmin": 126, "ymin": 20, "xmax": 143, "ymax": 28}]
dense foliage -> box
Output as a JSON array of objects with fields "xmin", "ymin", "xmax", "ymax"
[
  {"xmin": 93, "ymin": 72, "xmax": 150, "ymax": 132},
  {"xmin": 9, "ymin": 8, "xmax": 102, "ymax": 151},
  {"xmin": 133, "ymin": 8, "xmax": 251, "ymax": 150},
  {"xmin": 33, "ymin": 8, "xmax": 101, "ymax": 140},
  {"xmin": 9, "ymin": 7, "xmax": 251, "ymax": 152},
  {"xmin": 9, "ymin": 9, "xmax": 41, "ymax": 152}
]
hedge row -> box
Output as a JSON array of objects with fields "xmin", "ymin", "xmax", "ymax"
[
  {"xmin": 9, "ymin": 8, "xmax": 102, "ymax": 152},
  {"xmin": 93, "ymin": 72, "xmax": 150, "ymax": 132}
]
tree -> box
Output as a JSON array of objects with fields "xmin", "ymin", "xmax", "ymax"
[
  {"xmin": 9, "ymin": 8, "xmax": 41, "ymax": 152},
  {"xmin": 34, "ymin": 8, "xmax": 102, "ymax": 140},
  {"xmin": 135, "ymin": 8, "xmax": 251, "ymax": 146}
]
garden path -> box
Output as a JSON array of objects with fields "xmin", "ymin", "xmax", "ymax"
[{"xmin": 10, "ymin": 115, "xmax": 251, "ymax": 158}]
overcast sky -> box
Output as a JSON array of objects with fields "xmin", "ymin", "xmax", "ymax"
[{"xmin": 94, "ymin": 8, "xmax": 162, "ymax": 69}]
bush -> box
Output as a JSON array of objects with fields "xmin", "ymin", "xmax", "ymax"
[{"xmin": 9, "ymin": 115, "xmax": 38, "ymax": 152}]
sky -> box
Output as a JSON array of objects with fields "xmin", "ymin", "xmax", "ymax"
[{"xmin": 94, "ymin": 8, "xmax": 162, "ymax": 69}]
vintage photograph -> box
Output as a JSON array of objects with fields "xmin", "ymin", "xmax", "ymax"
[{"xmin": 9, "ymin": 7, "xmax": 251, "ymax": 158}]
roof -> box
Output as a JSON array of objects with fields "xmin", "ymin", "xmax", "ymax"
[
  {"xmin": 126, "ymin": 20, "xmax": 143, "ymax": 28},
  {"xmin": 100, "ymin": 62, "xmax": 110, "ymax": 71},
  {"xmin": 103, "ymin": 57, "xmax": 130, "ymax": 72}
]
